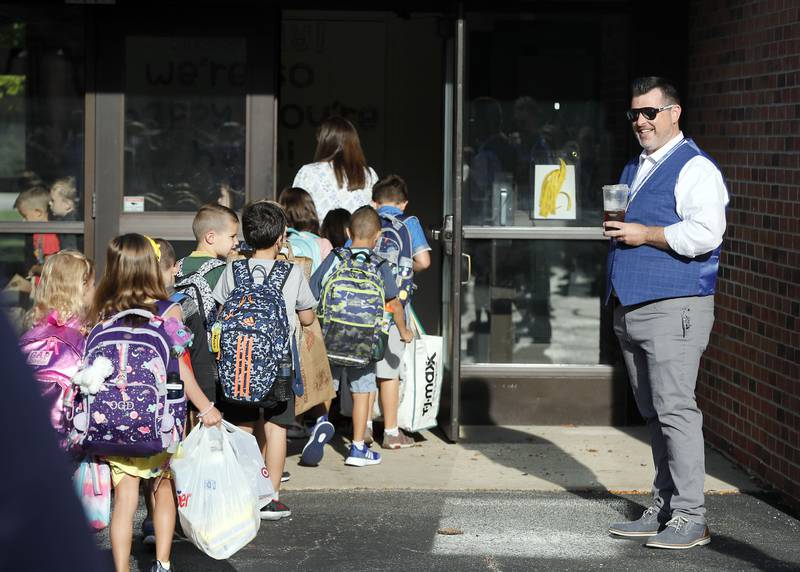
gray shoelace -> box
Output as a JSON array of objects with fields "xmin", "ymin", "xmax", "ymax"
[
  {"xmin": 665, "ymin": 515, "xmax": 690, "ymax": 532},
  {"xmin": 642, "ymin": 506, "xmax": 660, "ymax": 519}
]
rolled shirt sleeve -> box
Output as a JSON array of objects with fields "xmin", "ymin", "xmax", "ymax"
[{"xmin": 663, "ymin": 155, "xmax": 729, "ymax": 258}]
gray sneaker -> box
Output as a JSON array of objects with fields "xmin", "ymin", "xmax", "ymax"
[
  {"xmin": 609, "ymin": 506, "xmax": 670, "ymax": 537},
  {"xmin": 646, "ymin": 515, "xmax": 711, "ymax": 549},
  {"xmin": 382, "ymin": 430, "xmax": 415, "ymax": 449}
]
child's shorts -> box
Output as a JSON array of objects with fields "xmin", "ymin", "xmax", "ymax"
[
  {"xmin": 217, "ymin": 388, "xmax": 296, "ymax": 427},
  {"xmin": 331, "ymin": 364, "xmax": 377, "ymax": 394},
  {"xmin": 376, "ymin": 323, "xmax": 406, "ymax": 380},
  {"xmin": 107, "ymin": 452, "xmax": 172, "ymax": 487}
]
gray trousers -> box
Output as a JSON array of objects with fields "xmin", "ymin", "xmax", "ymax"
[{"xmin": 613, "ymin": 295, "xmax": 715, "ymax": 524}]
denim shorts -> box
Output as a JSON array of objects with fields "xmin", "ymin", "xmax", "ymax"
[{"xmin": 331, "ymin": 364, "xmax": 377, "ymax": 394}]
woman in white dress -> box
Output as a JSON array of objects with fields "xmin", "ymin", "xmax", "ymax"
[{"xmin": 292, "ymin": 116, "xmax": 379, "ymax": 222}]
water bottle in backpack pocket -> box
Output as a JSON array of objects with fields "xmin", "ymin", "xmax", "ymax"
[
  {"xmin": 215, "ymin": 260, "xmax": 293, "ymax": 406},
  {"xmin": 69, "ymin": 303, "xmax": 186, "ymax": 457},
  {"xmin": 318, "ymin": 248, "xmax": 388, "ymax": 368}
]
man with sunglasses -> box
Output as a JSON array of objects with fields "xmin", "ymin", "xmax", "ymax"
[{"xmin": 604, "ymin": 77, "xmax": 728, "ymax": 549}]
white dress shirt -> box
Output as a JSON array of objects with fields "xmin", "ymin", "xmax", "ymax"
[{"xmin": 629, "ymin": 132, "xmax": 729, "ymax": 258}]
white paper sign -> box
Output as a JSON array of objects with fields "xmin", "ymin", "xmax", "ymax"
[
  {"xmin": 123, "ymin": 196, "xmax": 145, "ymax": 213},
  {"xmin": 533, "ymin": 163, "xmax": 577, "ymax": 220}
]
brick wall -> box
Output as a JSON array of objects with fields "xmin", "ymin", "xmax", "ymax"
[{"xmin": 686, "ymin": 0, "xmax": 800, "ymax": 507}]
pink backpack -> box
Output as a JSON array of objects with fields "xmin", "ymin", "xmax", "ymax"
[{"xmin": 19, "ymin": 312, "xmax": 86, "ymax": 449}]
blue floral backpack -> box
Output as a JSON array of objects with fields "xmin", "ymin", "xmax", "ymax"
[{"xmin": 214, "ymin": 260, "xmax": 293, "ymax": 405}]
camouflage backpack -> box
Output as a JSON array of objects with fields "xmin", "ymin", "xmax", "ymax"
[{"xmin": 318, "ymin": 248, "xmax": 387, "ymax": 367}]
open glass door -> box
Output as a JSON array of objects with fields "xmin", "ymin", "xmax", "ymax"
[{"xmin": 436, "ymin": 15, "xmax": 464, "ymax": 442}]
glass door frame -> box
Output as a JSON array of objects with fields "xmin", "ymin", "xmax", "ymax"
[
  {"xmin": 0, "ymin": 5, "xmax": 93, "ymax": 267},
  {"xmin": 90, "ymin": 6, "xmax": 278, "ymax": 268},
  {"xmin": 440, "ymin": 6, "xmax": 620, "ymax": 440}
]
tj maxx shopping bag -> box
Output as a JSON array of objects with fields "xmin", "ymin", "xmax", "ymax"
[{"xmin": 397, "ymin": 308, "xmax": 443, "ymax": 433}]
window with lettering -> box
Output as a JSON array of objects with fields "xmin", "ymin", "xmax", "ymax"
[{"xmin": 124, "ymin": 37, "xmax": 247, "ymax": 212}]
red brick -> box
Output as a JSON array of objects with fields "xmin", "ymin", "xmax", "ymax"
[{"xmin": 690, "ymin": 0, "xmax": 800, "ymax": 509}]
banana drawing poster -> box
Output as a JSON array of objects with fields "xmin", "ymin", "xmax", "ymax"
[{"xmin": 533, "ymin": 160, "xmax": 577, "ymax": 220}]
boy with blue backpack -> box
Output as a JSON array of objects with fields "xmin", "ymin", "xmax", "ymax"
[
  {"xmin": 372, "ymin": 175, "xmax": 432, "ymax": 449},
  {"xmin": 212, "ymin": 201, "xmax": 316, "ymax": 520},
  {"xmin": 310, "ymin": 206, "xmax": 413, "ymax": 467}
]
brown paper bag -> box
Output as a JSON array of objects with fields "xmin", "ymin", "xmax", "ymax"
[{"xmin": 295, "ymin": 320, "xmax": 336, "ymax": 416}]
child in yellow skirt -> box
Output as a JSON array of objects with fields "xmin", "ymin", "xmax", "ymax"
[{"xmin": 87, "ymin": 234, "xmax": 222, "ymax": 572}]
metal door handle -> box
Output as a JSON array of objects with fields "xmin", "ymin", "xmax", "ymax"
[{"xmin": 461, "ymin": 253, "xmax": 471, "ymax": 285}]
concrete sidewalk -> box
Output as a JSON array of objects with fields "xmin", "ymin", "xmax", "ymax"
[
  {"xmin": 105, "ymin": 425, "xmax": 799, "ymax": 571},
  {"xmin": 283, "ymin": 425, "xmax": 759, "ymax": 494}
]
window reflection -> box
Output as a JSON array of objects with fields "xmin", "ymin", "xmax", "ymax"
[
  {"xmin": 463, "ymin": 13, "xmax": 631, "ymax": 227},
  {"xmin": 124, "ymin": 37, "xmax": 246, "ymax": 212},
  {"xmin": 0, "ymin": 11, "xmax": 85, "ymax": 221},
  {"xmin": 0, "ymin": 233, "xmax": 84, "ymax": 333},
  {"xmin": 461, "ymin": 240, "xmax": 616, "ymax": 365}
]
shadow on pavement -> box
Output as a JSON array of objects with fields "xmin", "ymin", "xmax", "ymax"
[{"xmin": 433, "ymin": 381, "xmax": 800, "ymax": 571}]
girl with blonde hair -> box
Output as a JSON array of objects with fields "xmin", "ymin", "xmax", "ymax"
[{"xmin": 19, "ymin": 250, "xmax": 95, "ymax": 449}]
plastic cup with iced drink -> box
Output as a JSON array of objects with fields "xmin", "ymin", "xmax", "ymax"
[{"xmin": 603, "ymin": 184, "xmax": 629, "ymax": 223}]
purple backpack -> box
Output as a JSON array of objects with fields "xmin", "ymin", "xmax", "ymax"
[
  {"xmin": 18, "ymin": 313, "xmax": 86, "ymax": 450},
  {"xmin": 69, "ymin": 301, "xmax": 187, "ymax": 457}
]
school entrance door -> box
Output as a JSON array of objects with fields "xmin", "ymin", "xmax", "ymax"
[{"xmin": 277, "ymin": 8, "xmax": 631, "ymax": 442}]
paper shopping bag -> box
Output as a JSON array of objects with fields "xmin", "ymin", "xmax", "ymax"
[
  {"xmin": 295, "ymin": 320, "xmax": 336, "ymax": 416},
  {"xmin": 397, "ymin": 309, "xmax": 444, "ymax": 433}
]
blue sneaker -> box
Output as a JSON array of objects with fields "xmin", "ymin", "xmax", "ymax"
[
  {"xmin": 345, "ymin": 443, "xmax": 381, "ymax": 467},
  {"xmin": 300, "ymin": 418, "xmax": 335, "ymax": 466}
]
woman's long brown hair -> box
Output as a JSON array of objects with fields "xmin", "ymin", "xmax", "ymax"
[
  {"xmin": 313, "ymin": 116, "xmax": 368, "ymax": 191},
  {"xmin": 87, "ymin": 233, "xmax": 169, "ymax": 326}
]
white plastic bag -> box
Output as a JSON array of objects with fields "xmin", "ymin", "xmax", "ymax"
[
  {"xmin": 370, "ymin": 308, "xmax": 443, "ymax": 432},
  {"xmin": 222, "ymin": 420, "xmax": 275, "ymax": 506},
  {"xmin": 396, "ymin": 310, "xmax": 443, "ymax": 432},
  {"xmin": 171, "ymin": 424, "xmax": 260, "ymax": 559}
]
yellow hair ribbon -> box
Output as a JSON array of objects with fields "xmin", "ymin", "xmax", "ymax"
[{"xmin": 144, "ymin": 235, "xmax": 161, "ymax": 261}]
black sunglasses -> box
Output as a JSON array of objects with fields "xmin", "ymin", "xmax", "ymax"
[{"xmin": 626, "ymin": 104, "xmax": 676, "ymax": 122}]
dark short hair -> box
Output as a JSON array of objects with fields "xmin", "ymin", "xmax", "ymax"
[
  {"xmin": 349, "ymin": 205, "xmax": 380, "ymax": 240},
  {"xmin": 372, "ymin": 174, "xmax": 408, "ymax": 204},
  {"xmin": 320, "ymin": 208, "xmax": 351, "ymax": 248},
  {"xmin": 241, "ymin": 201, "xmax": 286, "ymax": 249},
  {"xmin": 631, "ymin": 76, "xmax": 681, "ymax": 105}
]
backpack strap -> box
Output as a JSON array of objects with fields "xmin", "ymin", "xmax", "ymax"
[
  {"xmin": 176, "ymin": 257, "xmax": 224, "ymax": 280},
  {"xmin": 231, "ymin": 259, "xmax": 253, "ymax": 288},
  {"xmin": 195, "ymin": 258, "xmax": 225, "ymax": 276},
  {"xmin": 155, "ymin": 299, "xmax": 179, "ymax": 317},
  {"xmin": 266, "ymin": 260, "xmax": 292, "ymax": 291}
]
